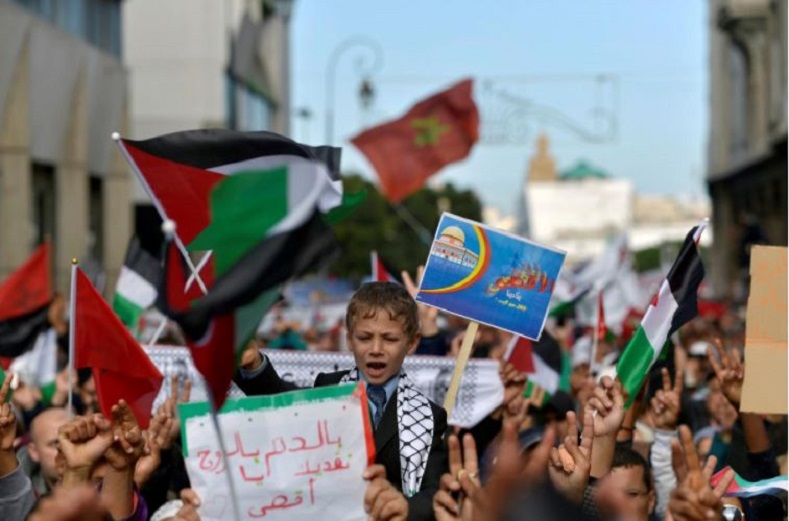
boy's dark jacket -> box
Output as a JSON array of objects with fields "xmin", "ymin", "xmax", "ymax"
[{"xmin": 235, "ymin": 359, "xmax": 448, "ymax": 521}]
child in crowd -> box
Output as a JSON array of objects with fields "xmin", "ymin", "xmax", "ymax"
[{"xmin": 236, "ymin": 281, "xmax": 448, "ymax": 521}]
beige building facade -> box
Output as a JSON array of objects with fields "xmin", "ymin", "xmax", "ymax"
[
  {"xmin": 707, "ymin": 0, "xmax": 787, "ymax": 298},
  {"xmin": 0, "ymin": 0, "xmax": 130, "ymax": 293}
]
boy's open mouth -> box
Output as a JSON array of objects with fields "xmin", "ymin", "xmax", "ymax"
[{"xmin": 366, "ymin": 361, "xmax": 387, "ymax": 377}]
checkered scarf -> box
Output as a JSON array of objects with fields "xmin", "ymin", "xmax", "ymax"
[{"xmin": 340, "ymin": 368, "xmax": 434, "ymax": 496}]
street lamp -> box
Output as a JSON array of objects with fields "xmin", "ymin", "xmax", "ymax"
[{"xmin": 325, "ymin": 36, "xmax": 383, "ymax": 145}]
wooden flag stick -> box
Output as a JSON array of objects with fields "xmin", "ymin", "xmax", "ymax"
[{"xmin": 443, "ymin": 320, "xmax": 479, "ymax": 416}]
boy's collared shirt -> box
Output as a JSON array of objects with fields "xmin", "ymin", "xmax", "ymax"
[{"xmin": 359, "ymin": 373, "xmax": 399, "ymax": 423}]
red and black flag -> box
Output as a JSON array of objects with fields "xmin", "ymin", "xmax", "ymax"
[{"xmin": 0, "ymin": 242, "xmax": 52, "ymax": 357}]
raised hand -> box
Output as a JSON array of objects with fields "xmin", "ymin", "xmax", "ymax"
[
  {"xmin": 402, "ymin": 266, "xmax": 440, "ymax": 337},
  {"xmin": 158, "ymin": 376, "xmax": 192, "ymax": 449},
  {"xmin": 364, "ymin": 464, "xmax": 409, "ymax": 521},
  {"xmin": 0, "ymin": 373, "xmax": 16, "ymax": 452},
  {"xmin": 103, "ymin": 400, "xmax": 145, "ymax": 471},
  {"xmin": 58, "ymin": 414, "xmax": 114, "ymax": 484},
  {"xmin": 134, "ymin": 406, "xmax": 173, "ymax": 488},
  {"xmin": 707, "ymin": 340, "xmax": 744, "ymax": 408},
  {"xmin": 497, "ymin": 363, "xmax": 527, "ymax": 419},
  {"xmin": 548, "ymin": 410, "xmax": 594, "ymax": 504},
  {"xmin": 668, "ymin": 425, "xmax": 735, "ymax": 521},
  {"xmin": 651, "ymin": 367, "xmax": 684, "ymax": 430},
  {"xmin": 433, "ymin": 433, "xmax": 481, "ymax": 521},
  {"xmin": 585, "ymin": 376, "xmax": 625, "ymax": 438},
  {"xmin": 173, "ymin": 489, "xmax": 202, "ymax": 521}
]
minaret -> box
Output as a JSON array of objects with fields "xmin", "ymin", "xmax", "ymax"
[{"xmin": 527, "ymin": 133, "xmax": 558, "ymax": 183}]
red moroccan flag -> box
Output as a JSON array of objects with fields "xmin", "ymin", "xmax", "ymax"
[
  {"xmin": 73, "ymin": 269, "xmax": 163, "ymax": 428},
  {"xmin": 351, "ymin": 79, "xmax": 479, "ymax": 203}
]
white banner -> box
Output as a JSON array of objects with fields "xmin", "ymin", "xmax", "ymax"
[
  {"xmin": 180, "ymin": 385, "xmax": 372, "ymax": 521},
  {"xmin": 144, "ymin": 347, "xmax": 504, "ymax": 428}
]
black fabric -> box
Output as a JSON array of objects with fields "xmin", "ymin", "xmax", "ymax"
[
  {"xmin": 122, "ymin": 236, "xmax": 161, "ymax": 286},
  {"xmin": 0, "ymin": 305, "xmax": 49, "ymax": 358},
  {"xmin": 667, "ymin": 226, "xmax": 705, "ymax": 334},
  {"xmin": 235, "ymin": 363, "xmax": 448, "ymax": 521},
  {"xmin": 124, "ymin": 129, "xmax": 342, "ymax": 178},
  {"xmin": 160, "ymin": 213, "xmax": 339, "ymax": 340}
]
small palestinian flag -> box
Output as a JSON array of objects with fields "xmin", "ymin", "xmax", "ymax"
[
  {"xmin": 616, "ymin": 223, "xmax": 706, "ymax": 406},
  {"xmin": 509, "ymin": 331, "xmax": 567, "ymax": 395},
  {"xmin": 113, "ymin": 237, "xmax": 160, "ymax": 334},
  {"xmin": 115, "ymin": 129, "xmax": 354, "ymax": 257},
  {"xmin": 371, "ymin": 251, "xmax": 402, "ymax": 284},
  {"xmin": 159, "ymin": 162, "xmax": 341, "ymax": 408},
  {"xmin": 0, "ymin": 242, "xmax": 52, "ymax": 358},
  {"xmin": 711, "ymin": 467, "xmax": 789, "ymax": 498},
  {"xmin": 9, "ymin": 328, "xmax": 58, "ymax": 404}
]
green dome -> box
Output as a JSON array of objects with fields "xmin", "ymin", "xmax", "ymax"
[{"xmin": 560, "ymin": 160, "xmax": 608, "ymax": 180}]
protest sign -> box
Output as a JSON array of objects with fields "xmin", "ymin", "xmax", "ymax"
[
  {"xmin": 416, "ymin": 213, "xmax": 566, "ymax": 341},
  {"xmin": 180, "ymin": 384, "xmax": 374, "ymax": 521},
  {"xmin": 145, "ymin": 346, "xmax": 504, "ymax": 428},
  {"xmin": 741, "ymin": 245, "xmax": 788, "ymax": 414}
]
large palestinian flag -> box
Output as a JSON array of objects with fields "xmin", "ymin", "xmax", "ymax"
[
  {"xmin": 115, "ymin": 129, "xmax": 347, "ymax": 258},
  {"xmin": 158, "ymin": 161, "xmax": 341, "ymax": 408},
  {"xmin": 0, "ymin": 242, "xmax": 52, "ymax": 358},
  {"xmin": 616, "ymin": 223, "xmax": 706, "ymax": 406}
]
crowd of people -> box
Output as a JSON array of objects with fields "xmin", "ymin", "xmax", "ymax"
[{"xmin": 0, "ymin": 270, "xmax": 785, "ymax": 521}]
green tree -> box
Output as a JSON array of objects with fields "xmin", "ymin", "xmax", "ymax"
[{"xmin": 329, "ymin": 174, "xmax": 483, "ymax": 278}]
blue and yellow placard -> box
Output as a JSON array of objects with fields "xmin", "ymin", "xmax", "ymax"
[{"xmin": 416, "ymin": 213, "xmax": 566, "ymax": 340}]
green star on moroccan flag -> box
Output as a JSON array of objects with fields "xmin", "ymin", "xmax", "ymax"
[
  {"xmin": 351, "ymin": 78, "xmax": 480, "ymax": 203},
  {"xmin": 411, "ymin": 115, "xmax": 449, "ymax": 147}
]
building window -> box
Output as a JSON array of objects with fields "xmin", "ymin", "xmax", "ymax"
[
  {"xmin": 31, "ymin": 163, "xmax": 56, "ymax": 248},
  {"xmin": 88, "ymin": 176, "xmax": 104, "ymax": 267},
  {"xmin": 225, "ymin": 73, "xmax": 273, "ymax": 131},
  {"xmin": 729, "ymin": 41, "xmax": 749, "ymax": 161},
  {"xmin": 12, "ymin": 0, "xmax": 121, "ymax": 57}
]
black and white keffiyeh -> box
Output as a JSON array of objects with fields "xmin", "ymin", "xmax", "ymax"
[{"xmin": 340, "ymin": 368, "xmax": 434, "ymax": 497}]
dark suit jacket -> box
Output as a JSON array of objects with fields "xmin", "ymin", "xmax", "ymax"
[{"xmin": 235, "ymin": 360, "xmax": 448, "ymax": 521}]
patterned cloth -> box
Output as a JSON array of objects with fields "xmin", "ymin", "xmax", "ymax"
[
  {"xmin": 367, "ymin": 385, "xmax": 387, "ymax": 427},
  {"xmin": 340, "ymin": 368, "xmax": 434, "ymax": 497}
]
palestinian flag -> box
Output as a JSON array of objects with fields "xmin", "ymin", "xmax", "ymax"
[
  {"xmin": 113, "ymin": 237, "xmax": 160, "ymax": 334},
  {"xmin": 115, "ymin": 129, "xmax": 352, "ymax": 256},
  {"xmin": 616, "ymin": 223, "xmax": 706, "ymax": 406},
  {"xmin": 510, "ymin": 331, "xmax": 567, "ymax": 395},
  {"xmin": 74, "ymin": 268, "xmax": 163, "ymax": 428},
  {"xmin": 159, "ymin": 162, "xmax": 341, "ymax": 408},
  {"xmin": 371, "ymin": 251, "xmax": 402, "ymax": 284},
  {"xmin": 0, "ymin": 242, "xmax": 52, "ymax": 358},
  {"xmin": 9, "ymin": 328, "xmax": 58, "ymax": 404},
  {"xmin": 711, "ymin": 467, "xmax": 789, "ymax": 498}
]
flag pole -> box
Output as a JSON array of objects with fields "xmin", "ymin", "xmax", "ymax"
[
  {"xmin": 207, "ymin": 390, "xmax": 242, "ymax": 521},
  {"xmin": 68, "ymin": 259, "xmax": 78, "ymax": 419},
  {"xmin": 590, "ymin": 288, "xmax": 600, "ymax": 378},
  {"xmin": 112, "ymin": 132, "xmax": 208, "ymax": 295},
  {"xmin": 443, "ymin": 320, "xmax": 479, "ymax": 417},
  {"xmin": 161, "ymin": 220, "xmax": 240, "ymax": 521}
]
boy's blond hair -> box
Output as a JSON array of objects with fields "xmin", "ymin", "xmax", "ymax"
[{"xmin": 345, "ymin": 282, "xmax": 419, "ymax": 339}]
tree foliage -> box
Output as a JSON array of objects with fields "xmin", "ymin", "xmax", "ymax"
[{"xmin": 329, "ymin": 173, "xmax": 483, "ymax": 278}]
